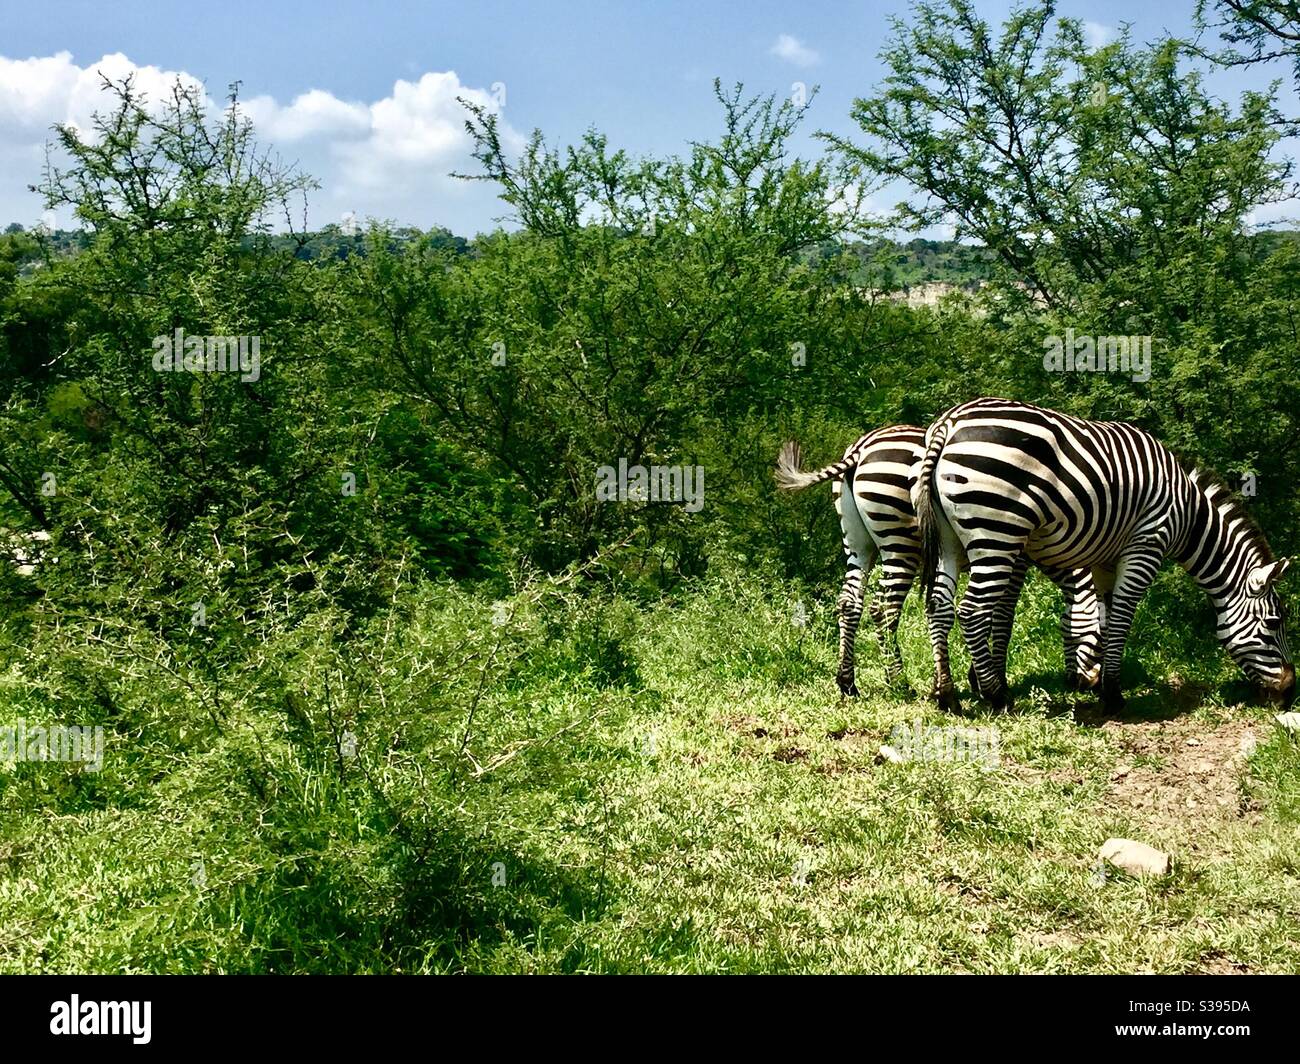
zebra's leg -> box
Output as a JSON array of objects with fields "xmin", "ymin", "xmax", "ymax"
[
  {"xmin": 1092, "ymin": 567, "xmax": 1116, "ymax": 694},
  {"xmin": 957, "ymin": 554, "xmax": 1023, "ymax": 711},
  {"xmin": 1065, "ymin": 570, "xmax": 1103, "ymax": 691},
  {"xmin": 980, "ymin": 552, "xmax": 1031, "ymax": 698},
  {"xmin": 1038, "ymin": 565, "xmax": 1103, "ymax": 691},
  {"xmin": 926, "ymin": 545, "xmax": 963, "ymax": 713},
  {"xmin": 871, "ymin": 552, "xmax": 916, "ymax": 691},
  {"xmin": 833, "ymin": 475, "xmax": 877, "ymax": 697},
  {"xmin": 836, "ymin": 566, "xmax": 870, "ymax": 697},
  {"xmin": 1097, "ymin": 547, "xmax": 1163, "ymax": 713}
]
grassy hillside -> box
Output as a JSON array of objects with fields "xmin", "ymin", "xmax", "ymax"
[
  {"xmin": 3, "ymin": 566, "xmax": 1296, "ymax": 974},
  {"xmin": 3, "ymin": 15, "xmax": 1300, "ymax": 976}
]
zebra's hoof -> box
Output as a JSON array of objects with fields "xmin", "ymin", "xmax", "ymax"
[
  {"xmin": 1065, "ymin": 671, "xmax": 1084, "ymax": 692},
  {"xmin": 1101, "ymin": 688, "xmax": 1126, "ymax": 714},
  {"xmin": 838, "ymin": 680, "xmax": 860, "ymax": 698},
  {"xmin": 970, "ymin": 666, "xmax": 1012, "ymax": 709},
  {"xmin": 936, "ymin": 688, "xmax": 962, "ymax": 714},
  {"xmin": 1066, "ymin": 670, "xmax": 1100, "ymax": 693}
]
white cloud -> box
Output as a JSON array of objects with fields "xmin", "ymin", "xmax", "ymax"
[
  {"xmin": 769, "ymin": 34, "xmax": 820, "ymax": 68},
  {"xmin": 0, "ymin": 50, "xmax": 205, "ymax": 136},
  {"xmin": 328, "ymin": 72, "xmax": 523, "ymax": 229},
  {"xmin": 0, "ymin": 51, "xmax": 522, "ymax": 234},
  {"xmin": 1083, "ymin": 22, "xmax": 1113, "ymax": 50},
  {"xmin": 341, "ymin": 73, "xmax": 496, "ymax": 181},
  {"xmin": 240, "ymin": 88, "xmax": 370, "ymax": 142}
]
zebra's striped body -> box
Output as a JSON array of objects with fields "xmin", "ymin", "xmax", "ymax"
[
  {"xmin": 915, "ymin": 398, "xmax": 1295, "ymax": 711},
  {"xmin": 776, "ymin": 426, "xmax": 1101, "ymax": 698}
]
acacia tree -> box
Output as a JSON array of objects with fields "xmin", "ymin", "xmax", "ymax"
[
  {"xmin": 29, "ymin": 76, "xmax": 324, "ymax": 540},
  {"xmin": 1197, "ymin": 1, "xmax": 1300, "ymax": 114},
  {"xmin": 825, "ymin": 0, "xmax": 1300, "ymax": 553},
  {"xmin": 0, "ymin": 76, "xmax": 411, "ymax": 717},
  {"xmin": 829, "ymin": 0, "xmax": 1292, "ymax": 318},
  {"xmin": 360, "ymin": 83, "xmax": 883, "ymax": 573}
]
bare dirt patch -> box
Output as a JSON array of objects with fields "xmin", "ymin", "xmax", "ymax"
[
  {"xmin": 1103, "ymin": 715, "xmax": 1263, "ymax": 836},
  {"xmin": 818, "ymin": 727, "xmax": 879, "ymax": 775},
  {"xmin": 718, "ymin": 712, "xmax": 800, "ymax": 740},
  {"xmin": 1194, "ymin": 950, "xmax": 1252, "ymax": 974},
  {"xmin": 1029, "ymin": 929, "xmax": 1084, "ymax": 951}
]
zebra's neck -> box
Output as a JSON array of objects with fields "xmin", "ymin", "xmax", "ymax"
[{"xmin": 1173, "ymin": 469, "xmax": 1270, "ymax": 600}]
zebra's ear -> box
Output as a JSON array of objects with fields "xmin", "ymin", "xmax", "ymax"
[{"xmin": 1247, "ymin": 558, "xmax": 1291, "ymax": 597}]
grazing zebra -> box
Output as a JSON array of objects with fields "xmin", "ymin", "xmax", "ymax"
[
  {"xmin": 914, "ymin": 398, "xmax": 1295, "ymax": 713},
  {"xmin": 776, "ymin": 427, "xmax": 1101, "ymax": 698}
]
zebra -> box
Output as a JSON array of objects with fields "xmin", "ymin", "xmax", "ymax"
[
  {"xmin": 914, "ymin": 397, "xmax": 1295, "ymax": 713},
  {"xmin": 776, "ymin": 426, "xmax": 1101, "ymax": 699}
]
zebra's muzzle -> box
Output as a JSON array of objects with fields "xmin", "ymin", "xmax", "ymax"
[{"xmin": 1264, "ymin": 663, "xmax": 1296, "ymax": 706}]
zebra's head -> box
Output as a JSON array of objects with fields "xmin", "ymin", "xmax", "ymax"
[{"xmin": 1222, "ymin": 558, "xmax": 1293, "ymax": 704}]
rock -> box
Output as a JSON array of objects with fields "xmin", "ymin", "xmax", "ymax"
[
  {"xmin": 1100, "ymin": 838, "xmax": 1172, "ymax": 878},
  {"xmin": 876, "ymin": 744, "xmax": 905, "ymax": 764},
  {"xmin": 1185, "ymin": 737, "xmax": 1202, "ymax": 747},
  {"xmin": 1274, "ymin": 712, "xmax": 1300, "ymax": 733}
]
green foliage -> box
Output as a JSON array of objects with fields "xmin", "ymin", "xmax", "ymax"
[
  {"xmin": 4, "ymin": 574, "xmax": 1298, "ymax": 973},
  {"xmin": 0, "ymin": 3, "xmax": 1298, "ymax": 973},
  {"xmin": 829, "ymin": 0, "xmax": 1300, "ymax": 555},
  {"xmin": 1196, "ymin": 1, "xmax": 1300, "ymax": 112}
]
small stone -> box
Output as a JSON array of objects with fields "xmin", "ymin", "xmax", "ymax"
[
  {"xmin": 1185, "ymin": 737, "xmax": 1202, "ymax": 747},
  {"xmin": 1100, "ymin": 838, "xmax": 1172, "ymax": 878},
  {"xmin": 877, "ymin": 744, "xmax": 905, "ymax": 764},
  {"xmin": 1239, "ymin": 732, "xmax": 1258, "ymax": 758},
  {"xmin": 1111, "ymin": 765, "xmax": 1132, "ymax": 781}
]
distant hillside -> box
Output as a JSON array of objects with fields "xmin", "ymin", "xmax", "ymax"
[
  {"xmin": 7, "ymin": 224, "xmax": 1298, "ymax": 288},
  {"xmin": 838, "ymin": 237, "xmax": 998, "ymax": 287},
  {"xmin": 0, "ymin": 222, "xmax": 469, "ymax": 276}
]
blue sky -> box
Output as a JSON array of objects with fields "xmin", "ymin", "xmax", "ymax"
[{"xmin": 1, "ymin": 0, "xmax": 1294, "ymax": 236}]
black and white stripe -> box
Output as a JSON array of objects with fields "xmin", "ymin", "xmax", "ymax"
[
  {"xmin": 777, "ymin": 427, "xmax": 1101, "ymax": 698},
  {"xmin": 914, "ymin": 398, "xmax": 1295, "ymax": 711}
]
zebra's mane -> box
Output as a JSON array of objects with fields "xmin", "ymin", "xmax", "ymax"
[{"xmin": 1184, "ymin": 462, "xmax": 1274, "ymax": 564}]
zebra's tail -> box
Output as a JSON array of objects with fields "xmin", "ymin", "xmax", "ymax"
[
  {"xmin": 774, "ymin": 439, "xmax": 860, "ymax": 492},
  {"xmin": 915, "ymin": 419, "xmax": 951, "ymax": 608}
]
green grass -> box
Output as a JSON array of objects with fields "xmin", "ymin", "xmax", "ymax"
[{"xmin": 1, "ymin": 570, "xmax": 1298, "ymax": 973}]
